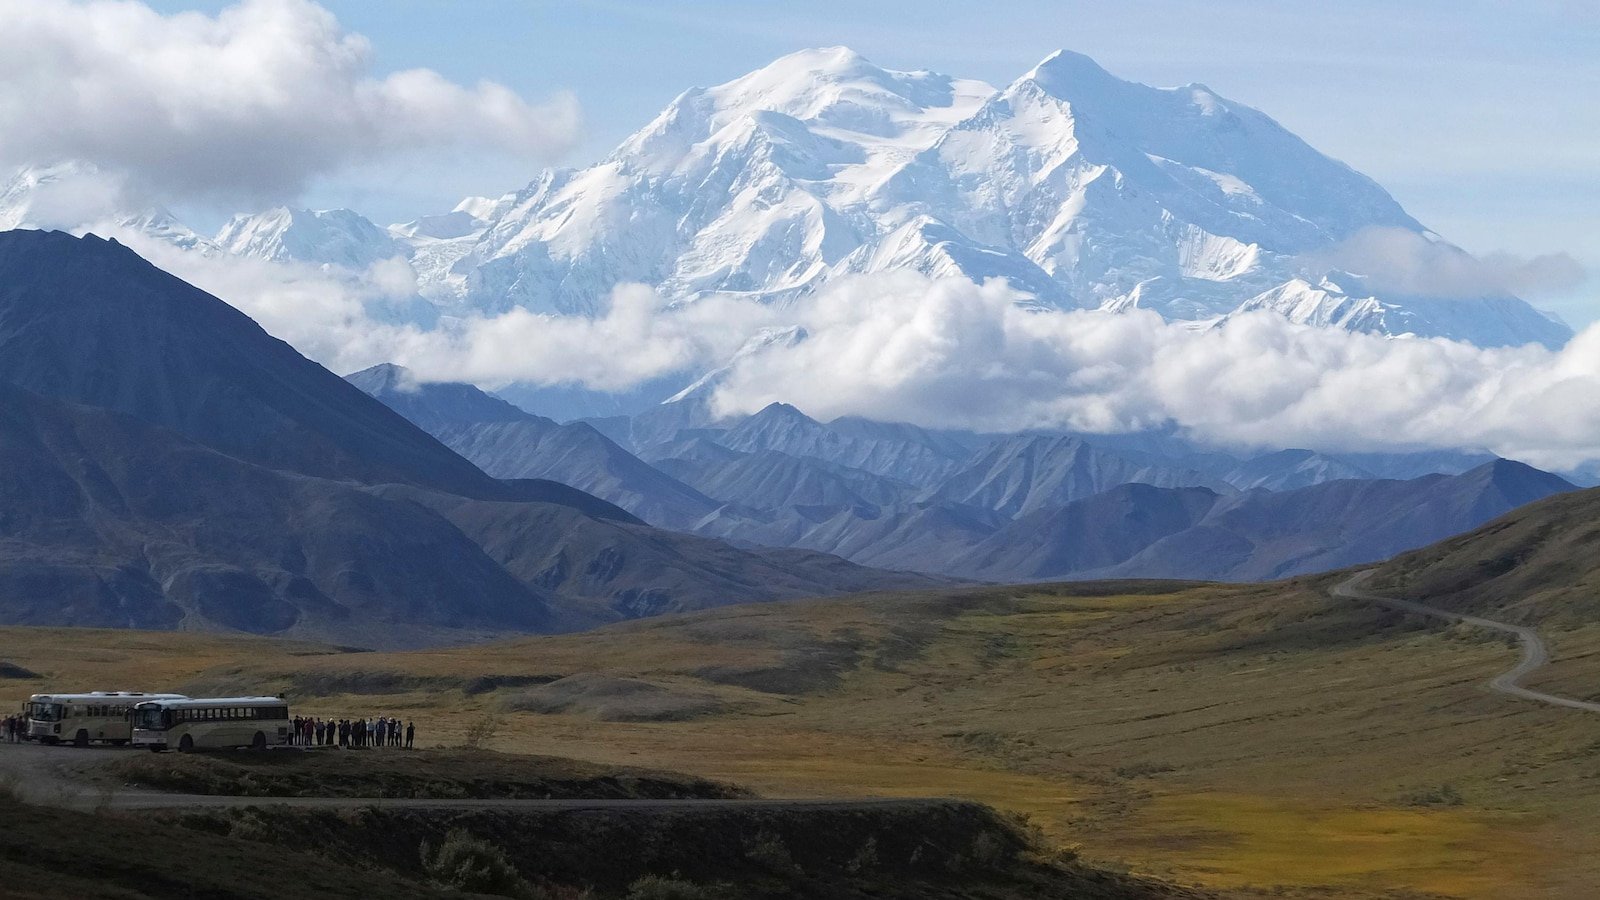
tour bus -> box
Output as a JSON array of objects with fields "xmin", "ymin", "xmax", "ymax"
[
  {"xmin": 132, "ymin": 696, "xmax": 292, "ymax": 752},
  {"xmin": 26, "ymin": 692, "xmax": 188, "ymax": 746}
]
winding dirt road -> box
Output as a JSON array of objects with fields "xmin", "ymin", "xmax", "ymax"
[{"xmin": 1334, "ymin": 571, "xmax": 1600, "ymax": 713}]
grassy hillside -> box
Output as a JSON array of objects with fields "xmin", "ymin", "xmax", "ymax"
[
  {"xmin": 1370, "ymin": 485, "xmax": 1600, "ymax": 627},
  {"xmin": 8, "ymin": 575, "xmax": 1600, "ymax": 897}
]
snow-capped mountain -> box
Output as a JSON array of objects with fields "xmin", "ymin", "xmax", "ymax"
[
  {"xmin": 1226, "ymin": 273, "xmax": 1571, "ymax": 348},
  {"xmin": 3, "ymin": 48, "xmax": 1570, "ymax": 352},
  {"xmin": 379, "ymin": 47, "xmax": 1567, "ymax": 348},
  {"xmin": 214, "ymin": 207, "xmax": 402, "ymax": 269},
  {"xmin": 0, "ymin": 162, "xmax": 215, "ymax": 253}
]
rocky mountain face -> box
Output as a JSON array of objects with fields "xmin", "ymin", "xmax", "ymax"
[
  {"xmin": 929, "ymin": 434, "xmax": 1233, "ymax": 517},
  {"xmin": 0, "ymin": 232, "xmax": 931, "ymax": 645}
]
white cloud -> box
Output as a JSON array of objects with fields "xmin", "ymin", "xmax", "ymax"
[
  {"xmin": 105, "ymin": 226, "xmax": 775, "ymax": 394},
  {"xmin": 1308, "ymin": 226, "xmax": 1588, "ymax": 299},
  {"xmin": 0, "ymin": 0, "xmax": 581, "ymax": 202},
  {"xmin": 80, "ymin": 232, "xmax": 1600, "ymax": 471},
  {"xmin": 702, "ymin": 272, "xmax": 1600, "ymax": 470}
]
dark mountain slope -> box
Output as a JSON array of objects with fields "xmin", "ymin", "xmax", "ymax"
[
  {"xmin": 347, "ymin": 365, "xmax": 718, "ymax": 528},
  {"xmin": 378, "ymin": 485, "xmax": 938, "ymax": 620},
  {"xmin": 956, "ymin": 485, "xmax": 1222, "ymax": 580},
  {"xmin": 0, "ymin": 230, "xmax": 504, "ymax": 497},
  {"xmin": 0, "ymin": 381, "xmax": 552, "ymax": 645},
  {"xmin": 1098, "ymin": 460, "xmax": 1575, "ymax": 582}
]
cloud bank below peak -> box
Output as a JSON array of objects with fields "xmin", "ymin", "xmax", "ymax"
[
  {"xmin": 0, "ymin": 0, "xmax": 582, "ymax": 203},
  {"xmin": 106, "ymin": 224, "xmax": 1600, "ymax": 472}
]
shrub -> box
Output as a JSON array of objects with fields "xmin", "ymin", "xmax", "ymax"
[
  {"xmin": 1399, "ymin": 783, "xmax": 1465, "ymax": 807},
  {"xmin": 0, "ymin": 771, "xmax": 23, "ymax": 803},
  {"xmin": 742, "ymin": 829, "xmax": 796, "ymax": 873},
  {"xmin": 971, "ymin": 831, "xmax": 1010, "ymax": 867},
  {"xmin": 845, "ymin": 835, "xmax": 879, "ymax": 874},
  {"xmin": 421, "ymin": 828, "xmax": 531, "ymax": 896},
  {"xmin": 625, "ymin": 875, "xmax": 718, "ymax": 900},
  {"xmin": 460, "ymin": 714, "xmax": 502, "ymax": 751}
]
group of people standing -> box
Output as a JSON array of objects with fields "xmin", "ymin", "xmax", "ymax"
[
  {"xmin": 1, "ymin": 714, "xmax": 25, "ymax": 742},
  {"xmin": 289, "ymin": 715, "xmax": 414, "ymax": 749}
]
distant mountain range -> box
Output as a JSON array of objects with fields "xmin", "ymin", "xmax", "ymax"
[
  {"xmin": 0, "ymin": 231, "xmax": 927, "ymax": 646},
  {"xmin": 349, "ymin": 363, "xmax": 1576, "ymax": 585},
  {"xmin": 0, "ymin": 48, "xmax": 1585, "ymax": 644},
  {"xmin": 0, "ymin": 232, "xmax": 1578, "ymax": 649}
]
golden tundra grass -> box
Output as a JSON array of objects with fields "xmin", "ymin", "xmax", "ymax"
[{"xmin": 7, "ymin": 578, "xmax": 1600, "ymax": 898}]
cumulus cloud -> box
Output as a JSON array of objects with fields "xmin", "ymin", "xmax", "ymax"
[
  {"xmin": 104, "ymin": 226, "xmax": 774, "ymax": 394},
  {"xmin": 700, "ymin": 272, "xmax": 1600, "ymax": 470},
  {"xmin": 74, "ymin": 231, "xmax": 1600, "ymax": 471},
  {"xmin": 0, "ymin": 0, "xmax": 581, "ymax": 202},
  {"xmin": 1308, "ymin": 226, "xmax": 1588, "ymax": 298}
]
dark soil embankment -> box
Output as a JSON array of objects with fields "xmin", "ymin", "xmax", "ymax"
[
  {"xmin": 0, "ymin": 795, "xmax": 436, "ymax": 900},
  {"xmin": 170, "ymin": 801, "xmax": 1203, "ymax": 899}
]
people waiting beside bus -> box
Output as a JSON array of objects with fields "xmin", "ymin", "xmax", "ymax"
[{"xmin": 0, "ymin": 706, "xmax": 428, "ymax": 750}]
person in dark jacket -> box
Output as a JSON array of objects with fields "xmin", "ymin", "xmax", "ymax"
[{"xmin": 405, "ymin": 721, "xmax": 415, "ymax": 749}]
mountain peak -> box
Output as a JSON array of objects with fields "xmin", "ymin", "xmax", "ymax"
[
  {"xmin": 215, "ymin": 205, "xmax": 398, "ymax": 268},
  {"xmin": 344, "ymin": 362, "xmax": 419, "ymax": 395},
  {"xmin": 1020, "ymin": 49, "xmax": 1122, "ymax": 96},
  {"xmin": 760, "ymin": 46, "xmax": 875, "ymax": 79},
  {"xmin": 754, "ymin": 401, "xmax": 815, "ymax": 422}
]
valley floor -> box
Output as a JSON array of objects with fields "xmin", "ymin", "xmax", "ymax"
[{"xmin": 6, "ymin": 577, "xmax": 1600, "ymax": 897}]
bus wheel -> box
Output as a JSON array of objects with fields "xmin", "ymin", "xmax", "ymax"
[
  {"xmin": 178, "ymin": 735, "xmax": 194, "ymax": 753},
  {"xmin": 251, "ymin": 732, "xmax": 267, "ymax": 751},
  {"xmin": 149, "ymin": 746, "xmax": 164, "ymax": 753},
  {"xmin": 73, "ymin": 730, "xmax": 90, "ymax": 748},
  {"xmin": 111, "ymin": 739, "xmax": 128, "ymax": 747}
]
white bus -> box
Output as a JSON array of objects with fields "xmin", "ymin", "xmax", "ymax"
[
  {"xmin": 26, "ymin": 692, "xmax": 188, "ymax": 746},
  {"xmin": 132, "ymin": 696, "xmax": 292, "ymax": 753}
]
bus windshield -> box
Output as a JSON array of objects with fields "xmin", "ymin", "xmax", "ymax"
[
  {"xmin": 133, "ymin": 707, "xmax": 168, "ymax": 731},
  {"xmin": 28, "ymin": 702, "xmax": 63, "ymax": 722}
]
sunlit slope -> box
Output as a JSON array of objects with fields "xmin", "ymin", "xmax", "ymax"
[{"xmin": 9, "ymin": 574, "xmax": 1600, "ymax": 897}]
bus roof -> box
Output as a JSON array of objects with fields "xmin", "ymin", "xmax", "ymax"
[
  {"xmin": 134, "ymin": 697, "xmax": 286, "ymax": 709},
  {"xmin": 28, "ymin": 692, "xmax": 188, "ymax": 703}
]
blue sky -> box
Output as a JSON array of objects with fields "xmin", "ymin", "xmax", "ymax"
[{"xmin": 147, "ymin": 1, "xmax": 1600, "ymax": 324}]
